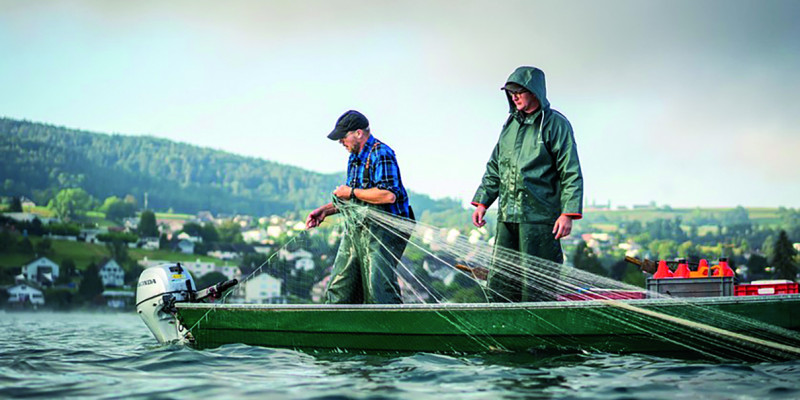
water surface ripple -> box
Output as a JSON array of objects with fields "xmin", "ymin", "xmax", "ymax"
[{"xmin": 2, "ymin": 312, "xmax": 800, "ymax": 399}]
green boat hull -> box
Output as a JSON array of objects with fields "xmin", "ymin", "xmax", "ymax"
[{"xmin": 176, "ymin": 295, "xmax": 800, "ymax": 356}]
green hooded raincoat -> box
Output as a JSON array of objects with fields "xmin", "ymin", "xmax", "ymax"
[{"xmin": 472, "ymin": 66, "xmax": 583, "ymax": 224}]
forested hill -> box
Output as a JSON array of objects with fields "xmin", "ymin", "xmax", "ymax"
[{"xmin": 0, "ymin": 117, "xmax": 461, "ymax": 216}]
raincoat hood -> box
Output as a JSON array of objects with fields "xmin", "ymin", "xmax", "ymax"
[
  {"xmin": 473, "ymin": 66, "xmax": 583, "ymax": 224},
  {"xmin": 504, "ymin": 66, "xmax": 550, "ymax": 114}
]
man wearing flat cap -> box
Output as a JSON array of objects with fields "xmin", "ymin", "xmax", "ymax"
[
  {"xmin": 306, "ymin": 110, "xmax": 412, "ymax": 304},
  {"xmin": 471, "ymin": 66, "xmax": 584, "ymax": 302}
]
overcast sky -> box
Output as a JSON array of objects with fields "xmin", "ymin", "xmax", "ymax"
[{"xmin": 2, "ymin": 0, "xmax": 799, "ymax": 209}]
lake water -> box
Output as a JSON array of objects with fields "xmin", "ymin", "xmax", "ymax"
[{"xmin": 2, "ymin": 311, "xmax": 800, "ymax": 399}]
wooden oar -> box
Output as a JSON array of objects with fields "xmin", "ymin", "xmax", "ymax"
[
  {"xmin": 624, "ymin": 256, "xmax": 657, "ymax": 273},
  {"xmin": 454, "ymin": 264, "xmax": 488, "ymax": 281},
  {"xmin": 624, "ymin": 256, "xmax": 699, "ymax": 274}
]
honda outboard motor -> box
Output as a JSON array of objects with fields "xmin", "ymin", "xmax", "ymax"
[{"xmin": 136, "ymin": 263, "xmax": 237, "ymax": 345}]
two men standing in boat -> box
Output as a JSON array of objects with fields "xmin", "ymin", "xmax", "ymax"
[
  {"xmin": 306, "ymin": 110, "xmax": 412, "ymax": 304},
  {"xmin": 471, "ymin": 66, "xmax": 584, "ymax": 302},
  {"xmin": 307, "ymin": 65, "xmax": 582, "ymax": 304}
]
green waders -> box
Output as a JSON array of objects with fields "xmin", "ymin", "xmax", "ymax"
[
  {"xmin": 487, "ymin": 222, "xmax": 563, "ymax": 302},
  {"xmin": 325, "ymin": 221, "xmax": 408, "ymax": 304}
]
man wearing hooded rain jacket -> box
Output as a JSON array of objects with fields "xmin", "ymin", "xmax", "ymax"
[{"xmin": 471, "ymin": 66, "xmax": 584, "ymax": 302}]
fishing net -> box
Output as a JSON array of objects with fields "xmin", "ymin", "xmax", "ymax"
[{"xmin": 216, "ymin": 201, "xmax": 800, "ymax": 362}]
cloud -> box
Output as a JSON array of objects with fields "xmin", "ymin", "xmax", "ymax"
[{"xmin": 1, "ymin": 0, "xmax": 799, "ymax": 207}]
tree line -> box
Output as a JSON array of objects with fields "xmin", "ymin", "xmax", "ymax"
[
  {"xmin": 569, "ymin": 206, "xmax": 800, "ymax": 284},
  {"xmin": 0, "ymin": 117, "xmax": 460, "ymax": 218}
]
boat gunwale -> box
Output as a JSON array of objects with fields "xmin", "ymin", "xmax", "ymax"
[{"xmin": 176, "ymin": 293, "xmax": 800, "ymax": 312}]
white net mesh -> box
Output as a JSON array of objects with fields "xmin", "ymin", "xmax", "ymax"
[{"xmin": 212, "ymin": 202, "xmax": 800, "ymax": 361}]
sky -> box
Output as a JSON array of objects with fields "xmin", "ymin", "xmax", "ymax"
[{"xmin": 1, "ymin": 0, "xmax": 799, "ymax": 209}]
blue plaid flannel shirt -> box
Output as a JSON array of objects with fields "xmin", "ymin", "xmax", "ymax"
[{"xmin": 345, "ymin": 135, "xmax": 410, "ymax": 218}]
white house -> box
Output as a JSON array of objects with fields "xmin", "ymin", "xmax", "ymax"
[
  {"xmin": 294, "ymin": 257, "xmax": 315, "ymax": 272},
  {"xmin": 233, "ymin": 214, "xmax": 253, "ymax": 228},
  {"xmin": 20, "ymin": 196, "xmax": 36, "ymax": 209},
  {"xmin": 177, "ymin": 232, "xmax": 203, "ymax": 243},
  {"xmin": 182, "ymin": 260, "xmax": 242, "ymax": 282},
  {"xmin": 158, "ymin": 219, "xmax": 185, "ymax": 235},
  {"xmin": 242, "ymin": 229, "xmax": 267, "ymax": 244},
  {"xmin": 243, "ymin": 272, "xmax": 283, "ymax": 304},
  {"xmin": 207, "ymin": 250, "xmax": 237, "ymax": 260},
  {"xmin": 266, "ymin": 225, "xmax": 284, "ymax": 238},
  {"xmin": 99, "ymin": 259, "xmax": 126, "ymax": 288},
  {"xmin": 253, "ymin": 245, "xmax": 272, "ymax": 255},
  {"xmin": 3, "ymin": 212, "xmax": 37, "ymax": 223},
  {"xmin": 196, "ymin": 211, "xmax": 215, "ymax": 223},
  {"xmin": 7, "ymin": 283, "xmax": 45, "ymax": 305},
  {"xmin": 218, "ymin": 265, "xmax": 242, "ymax": 281},
  {"xmin": 23, "ymin": 256, "xmax": 59, "ymax": 286},
  {"xmin": 176, "ymin": 239, "xmax": 195, "ymax": 254},
  {"xmin": 278, "ymin": 248, "xmax": 315, "ymax": 272},
  {"xmin": 80, "ymin": 228, "xmax": 101, "ymax": 244},
  {"xmin": 123, "ymin": 217, "xmax": 139, "ymax": 231},
  {"xmin": 139, "ymin": 237, "xmax": 160, "ymax": 250},
  {"xmin": 183, "ymin": 260, "xmax": 217, "ymax": 279}
]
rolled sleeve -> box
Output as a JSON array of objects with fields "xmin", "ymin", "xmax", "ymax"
[{"xmin": 371, "ymin": 152, "xmax": 402, "ymax": 202}]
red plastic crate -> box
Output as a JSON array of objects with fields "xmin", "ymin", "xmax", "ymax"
[
  {"xmin": 734, "ymin": 280, "xmax": 799, "ymax": 296},
  {"xmin": 557, "ymin": 290, "xmax": 646, "ymax": 301}
]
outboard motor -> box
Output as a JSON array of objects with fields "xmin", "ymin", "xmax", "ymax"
[{"xmin": 136, "ymin": 263, "xmax": 237, "ymax": 345}]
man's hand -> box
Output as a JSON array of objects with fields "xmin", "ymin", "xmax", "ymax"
[
  {"xmin": 305, "ymin": 207, "xmax": 326, "ymax": 230},
  {"xmin": 552, "ymin": 215, "xmax": 573, "ymax": 239},
  {"xmin": 472, "ymin": 204, "xmax": 487, "ymax": 227},
  {"xmin": 333, "ymin": 185, "xmax": 352, "ymax": 200}
]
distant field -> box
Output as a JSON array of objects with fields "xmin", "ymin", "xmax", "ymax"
[
  {"xmin": 83, "ymin": 212, "xmax": 122, "ymax": 228},
  {"xmin": 49, "ymin": 238, "xmax": 110, "ymax": 267},
  {"xmin": 3, "ymin": 207, "xmax": 192, "ymax": 222},
  {"xmin": 0, "ymin": 253, "xmax": 35, "ymax": 269},
  {"xmin": 0, "ymin": 238, "xmax": 110, "ymax": 270},
  {"xmin": 128, "ymin": 248, "xmax": 219, "ymax": 263},
  {"xmin": 0, "ymin": 237, "xmax": 226, "ymax": 271},
  {"xmin": 696, "ymin": 225, "xmax": 720, "ymax": 236},
  {"xmin": 585, "ymin": 207, "xmax": 784, "ymax": 226},
  {"xmin": 745, "ymin": 208, "xmax": 783, "ymax": 225},
  {"xmin": 155, "ymin": 212, "xmax": 193, "ymax": 220},
  {"xmin": 28, "ymin": 206, "xmax": 55, "ymax": 217}
]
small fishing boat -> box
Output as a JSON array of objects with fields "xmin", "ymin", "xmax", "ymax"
[
  {"xmin": 137, "ymin": 263, "xmax": 800, "ymax": 358},
  {"xmin": 176, "ymin": 295, "xmax": 800, "ymax": 354}
]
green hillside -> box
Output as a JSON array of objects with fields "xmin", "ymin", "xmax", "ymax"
[{"xmin": 0, "ymin": 117, "xmax": 460, "ymax": 217}]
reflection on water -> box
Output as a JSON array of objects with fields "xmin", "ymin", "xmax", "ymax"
[{"xmin": 2, "ymin": 312, "xmax": 800, "ymax": 399}]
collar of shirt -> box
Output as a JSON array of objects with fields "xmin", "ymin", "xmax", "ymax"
[
  {"xmin": 348, "ymin": 135, "xmax": 377, "ymax": 166},
  {"xmin": 514, "ymin": 108, "xmax": 543, "ymax": 125}
]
